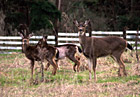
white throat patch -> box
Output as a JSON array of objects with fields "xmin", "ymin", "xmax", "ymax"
[{"xmin": 78, "ymin": 31, "xmax": 85, "ymax": 36}]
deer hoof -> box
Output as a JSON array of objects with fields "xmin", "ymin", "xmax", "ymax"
[
  {"xmin": 29, "ymin": 78, "xmax": 34, "ymax": 83},
  {"xmin": 40, "ymin": 78, "xmax": 44, "ymax": 82},
  {"xmin": 33, "ymin": 79, "xmax": 39, "ymax": 85},
  {"xmin": 73, "ymin": 66, "xmax": 76, "ymax": 72},
  {"xmin": 118, "ymin": 70, "xmax": 127, "ymax": 76},
  {"xmin": 44, "ymin": 67, "xmax": 48, "ymax": 71},
  {"xmin": 52, "ymin": 72, "xmax": 56, "ymax": 75},
  {"xmin": 124, "ymin": 72, "xmax": 127, "ymax": 76}
]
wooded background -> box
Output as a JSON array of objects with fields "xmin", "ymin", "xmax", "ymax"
[{"xmin": 0, "ymin": 0, "xmax": 140, "ymax": 36}]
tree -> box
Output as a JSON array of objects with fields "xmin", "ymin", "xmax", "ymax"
[
  {"xmin": 30, "ymin": 0, "xmax": 61, "ymax": 32},
  {"xmin": 53, "ymin": 0, "xmax": 62, "ymax": 45},
  {"xmin": 1, "ymin": 0, "xmax": 61, "ymax": 35}
]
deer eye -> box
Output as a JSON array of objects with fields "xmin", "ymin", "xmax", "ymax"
[
  {"xmin": 24, "ymin": 40, "xmax": 27, "ymax": 42},
  {"xmin": 39, "ymin": 42, "xmax": 42, "ymax": 44},
  {"xmin": 82, "ymin": 25, "xmax": 85, "ymax": 27}
]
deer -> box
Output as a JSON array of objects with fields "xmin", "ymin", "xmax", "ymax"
[
  {"xmin": 18, "ymin": 24, "xmax": 58, "ymax": 83},
  {"xmin": 38, "ymin": 35, "xmax": 82, "ymax": 72},
  {"xmin": 74, "ymin": 20, "xmax": 133, "ymax": 82}
]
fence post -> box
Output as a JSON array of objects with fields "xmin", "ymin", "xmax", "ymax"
[
  {"xmin": 54, "ymin": 33, "xmax": 58, "ymax": 46},
  {"xmin": 123, "ymin": 26, "xmax": 127, "ymax": 40},
  {"xmin": 88, "ymin": 20, "xmax": 92, "ymax": 37},
  {"xmin": 135, "ymin": 27, "xmax": 139, "ymax": 62}
]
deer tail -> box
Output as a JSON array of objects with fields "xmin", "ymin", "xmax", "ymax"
[
  {"xmin": 55, "ymin": 49, "xmax": 59, "ymax": 59},
  {"xmin": 77, "ymin": 46, "xmax": 82, "ymax": 53},
  {"xmin": 127, "ymin": 43, "xmax": 133, "ymax": 50}
]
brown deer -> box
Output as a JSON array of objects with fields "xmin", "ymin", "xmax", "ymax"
[
  {"xmin": 18, "ymin": 24, "xmax": 58, "ymax": 83},
  {"xmin": 74, "ymin": 20, "xmax": 133, "ymax": 82},
  {"xmin": 36, "ymin": 36, "xmax": 59, "ymax": 74},
  {"xmin": 38, "ymin": 36, "xmax": 82, "ymax": 72}
]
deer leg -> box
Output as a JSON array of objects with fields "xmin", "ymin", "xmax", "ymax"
[
  {"xmin": 112, "ymin": 53, "xmax": 127, "ymax": 76},
  {"xmin": 35, "ymin": 61, "xmax": 44, "ymax": 83},
  {"xmin": 67, "ymin": 55, "xmax": 80, "ymax": 72},
  {"xmin": 117, "ymin": 58, "xmax": 127, "ymax": 76},
  {"xmin": 92, "ymin": 58, "xmax": 97, "ymax": 82},
  {"xmin": 30, "ymin": 60, "xmax": 34, "ymax": 82},
  {"xmin": 40, "ymin": 61, "xmax": 44, "ymax": 82},
  {"xmin": 76, "ymin": 56, "xmax": 80, "ymax": 72},
  {"xmin": 47, "ymin": 58, "xmax": 58, "ymax": 75},
  {"xmin": 34, "ymin": 67, "xmax": 39, "ymax": 85},
  {"xmin": 55, "ymin": 60, "xmax": 60, "ymax": 70},
  {"xmin": 45, "ymin": 60, "xmax": 58, "ymax": 71},
  {"xmin": 45, "ymin": 63, "xmax": 50, "ymax": 71},
  {"xmin": 73, "ymin": 64, "xmax": 77, "ymax": 72},
  {"xmin": 88, "ymin": 59, "xmax": 92, "ymax": 80}
]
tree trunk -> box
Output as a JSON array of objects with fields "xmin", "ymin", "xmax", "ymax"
[{"xmin": 54, "ymin": 0, "xmax": 61, "ymax": 46}]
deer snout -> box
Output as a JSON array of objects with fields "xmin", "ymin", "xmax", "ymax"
[
  {"xmin": 79, "ymin": 29, "xmax": 83, "ymax": 32},
  {"xmin": 24, "ymin": 40, "xmax": 27, "ymax": 42},
  {"xmin": 22, "ymin": 39, "xmax": 28, "ymax": 44}
]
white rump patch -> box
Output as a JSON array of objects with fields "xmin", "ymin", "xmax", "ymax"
[{"xmin": 57, "ymin": 46, "xmax": 68, "ymax": 59}]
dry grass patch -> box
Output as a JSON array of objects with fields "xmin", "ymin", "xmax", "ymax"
[{"xmin": 0, "ymin": 51, "xmax": 140, "ymax": 97}]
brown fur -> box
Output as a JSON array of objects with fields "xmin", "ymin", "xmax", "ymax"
[
  {"xmin": 38, "ymin": 36, "xmax": 82, "ymax": 72},
  {"xmin": 37, "ymin": 37, "xmax": 58, "ymax": 75},
  {"xmin": 18, "ymin": 24, "xmax": 58, "ymax": 83},
  {"xmin": 74, "ymin": 20, "xmax": 133, "ymax": 82}
]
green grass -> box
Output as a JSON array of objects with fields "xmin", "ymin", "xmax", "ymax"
[
  {"xmin": 0, "ymin": 52, "xmax": 139, "ymax": 96},
  {"xmin": 44, "ymin": 70, "xmax": 88, "ymax": 85},
  {"xmin": 0, "ymin": 68, "xmax": 30, "ymax": 86},
  {"xmin": 0, "ymin": 50, "xmax": 21, "ymax": 53},
  {"xmin": 0, "ymin": 54, "xmax": 24, "ymax": 64},
  {"xmin": 97, "ymin": 75, "xmax": 140, "ymax": 83},
  {"xmin": 1, "ymin": 67, "xmax": 139, "ymax": 87}
]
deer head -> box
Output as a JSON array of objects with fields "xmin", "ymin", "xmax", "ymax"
[
  {"xmin": 18, "ymin": 24, "xmax": 33, "ymax": 45},
  {"xmin": 74, "ymin": 20, "xmax": 90, "ymax": 36},
  {"xmin": 37, "ymin": 35, "xmax": 48, "ymax": 48}
]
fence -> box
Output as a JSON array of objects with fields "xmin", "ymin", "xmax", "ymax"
[{"xmin": 0, "ymin": 31, "xmax": 139, "ymax": 54}]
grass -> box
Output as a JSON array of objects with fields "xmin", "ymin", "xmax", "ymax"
[
  {"xmin": 0, "ymin": 68, "xmax": 29, "ymax": 86},
  {"xmin": 0, "ymin": 54, "xmax": 24, "ymax": 64},
  {"xmin": 0, "ymin": 67, "xmax": 139, "ymax": 86},
  {"xmin": 97, "ymin": 75, "xmax": 140, "ymax": 83},
  {"xmin": 0, "ymin": 51, "xmax": 140, "ymax": 96}
]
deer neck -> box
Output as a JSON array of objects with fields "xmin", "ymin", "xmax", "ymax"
[
  {"xmin": 22, "ymin": 39, "xmax": 29, "ymax": 53},
  {"xmin": 79, "ymin": 33, "xmax": 87, "ymax": 46}
]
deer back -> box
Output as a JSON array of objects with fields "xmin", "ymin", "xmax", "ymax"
[
  {"xmin": 82, "ymin": 36, "xmax": 127, "ymax": 58},
  {"xmin": 36, "ymin": 36, "xmax": 58, "ymax": 60}
]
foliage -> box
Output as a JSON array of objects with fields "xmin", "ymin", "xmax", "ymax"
[
  {"xmin": 118, "ymin": 15, "xmax": 140, "ymax": 30},
  {"xmin": 5, "ymin": 12, "xmax": 26, "ymax": 28},
  {"xmin": 30, "ymin": 0, "xmax": 61, "ymax": 31},
  {"xmin": 2, "ymin": 0, "xmax": 61, "ymax": 34},
  {"xmin": 1, "ymin": 0, "xmax": 140, "ymax": 35},
  {"xmin": 62, "ymin": 0, "xmax": 140, "ymax": 31},
  {"xmin": 82, "ymin": 0, "xmax": 140, "ymax": 30}
]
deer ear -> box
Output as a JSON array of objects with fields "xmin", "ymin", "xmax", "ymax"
[
  {"xmin": 84, "ymin": 19, "xmax": 90, "ymax": 26},
  {"xmin": 44, "ymin": 35, "xmax": 48, "ymax": 39},
  {"xmin": 29, "ymin": 33, "xmax": 34, "ymax": 38},
  {"xmin": 73, "ymin": 20, "xmax": 79, "ymax": 27},
  {"xmin": 43, "ymin": 35, "xmax": 48, "ymax": 41},
  {"xmin": 18, "ymin": 32, "xmax": 24, "ymax": 38}
]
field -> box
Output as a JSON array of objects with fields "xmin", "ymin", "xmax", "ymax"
[{"xmin": 0, "ymin": 51, "xmax": 140, "ymax": 97}]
